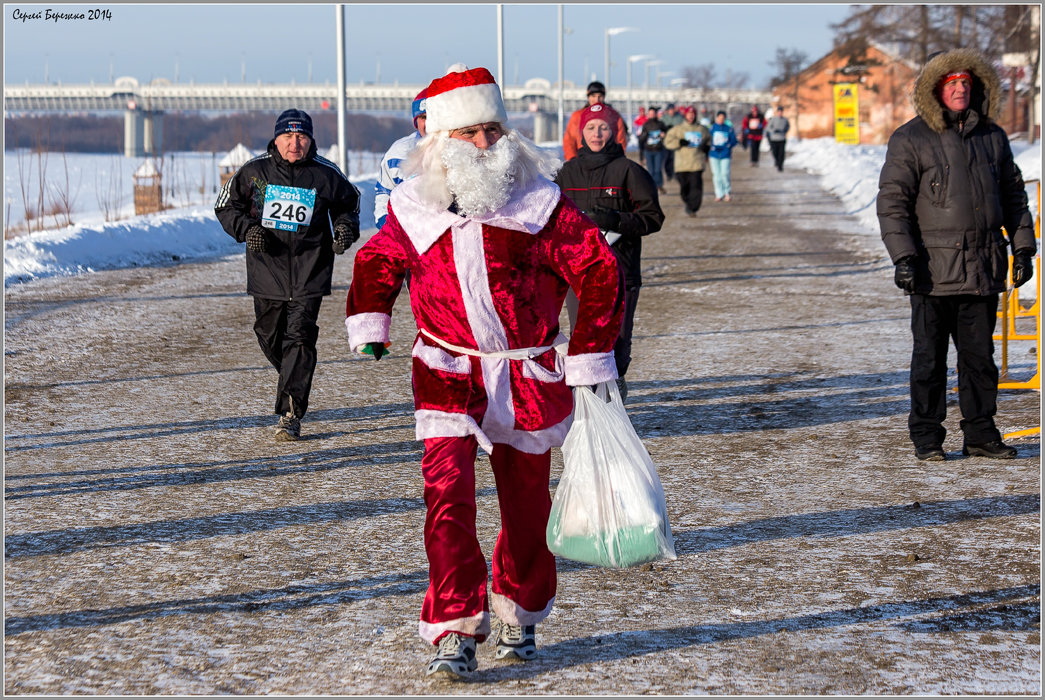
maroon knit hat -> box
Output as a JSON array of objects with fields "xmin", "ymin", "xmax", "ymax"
[{"xmin": 579, "ymin": 103, "xmax": 620, "ymax": 132}]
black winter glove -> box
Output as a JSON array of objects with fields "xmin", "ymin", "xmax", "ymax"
[
  {"xmin": 894, "ymin": 256, "xmax": 916, "ymax": 293},
  {"xmin": 246, "ymin": 225, "xmax": 270, "ymax": 254},
  {"xmin": 589, "ymin": 205, "xmax": 622, "ymax": 232},
  {"xmin": 1012, "ymin": 250, "xmax": 1034, "ymax": 289},
  {"xmin": 332, "ymin": 222, "xmax": 359, "ymax": 255}
]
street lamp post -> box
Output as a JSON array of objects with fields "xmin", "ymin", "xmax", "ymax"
[
  {"xmin": 645, "ymin": 59, "xmax": 663, "ymax": 105},
  {"xmin": 604, "ymin": 26, "xmax": 637, "ymax": 90},
  {"xmin": 558, "ymin": 5, "xmax": 565, "ymax": 141},
  {"xmin": 669, "ymin": 76, "xmax": 687, "ymax": 106},
  {"xmin": 627, "ymin": 54, "xmax": 654, "ymax": 131}
]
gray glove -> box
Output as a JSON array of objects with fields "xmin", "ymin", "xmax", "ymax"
[
  {"xmin": 246, "ymin": 225, "xmax": 269, "ymax": 253},
  {"xmin": 332, "ymin": 222, "xmax": 359, "ymax": 255}
]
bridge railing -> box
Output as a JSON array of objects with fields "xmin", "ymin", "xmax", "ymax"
[{"xmin": 5, "ymin": 80, "xmax": 772, "ymax": 115}]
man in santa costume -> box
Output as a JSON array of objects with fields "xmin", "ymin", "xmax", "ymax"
[{"xmin": 345, "ymin": 64, "xmax": 624, "ymax": 679}]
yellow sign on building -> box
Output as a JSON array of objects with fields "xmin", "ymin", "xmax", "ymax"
[{"xmin": 833, "ymin": 83, "xmax": 860, "ymax": 144}]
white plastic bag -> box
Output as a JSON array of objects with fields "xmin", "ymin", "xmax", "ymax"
[{"xmin": 547, "ymin": 380, "xmax": 677, "ymax": 568}]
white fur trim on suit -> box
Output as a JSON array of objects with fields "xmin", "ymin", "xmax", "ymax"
[
  {"xmin": 425, "ymin": 82, "xmax": 508, "ymax": 134},
  {"xmin": 345, "ymin": 312, "xmax": 391, "ymax": 353},
  {"xmin": 415, "ymin": 408, "xmax": 495, "ymax": 454},
  {"xmin": 563, "ymin": 351, "xmax": 618, "ymax": 386},
  {"xmin": 491, "ymin": 592, "xmax": 555, "ymax": 627},
  {"xmin": 419, "ymin": 611, "xmax": 491, "ymax": 645},
  {"xmin": 481, "ymin": 416, "xmax": 572, "ymax": 455},
  {"xmin": 411, "ymin": 337, "xmax": 472, "ymax": 375},
  {"xmin": 390, "ymin": 177, "xmax": 562, "ymax": 256},
  {"xmin": 415, "ymin": 407, "xmax": 571, "ymax": 456}
]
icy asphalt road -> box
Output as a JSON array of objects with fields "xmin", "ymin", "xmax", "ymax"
[{"xmin": 4, "ymin": 153, "xmax": 1041, "ymax": 695}]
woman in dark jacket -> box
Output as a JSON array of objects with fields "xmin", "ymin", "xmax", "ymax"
[{"xmin": 555, "ymin": 103, "xmax": 664, "ymax": 399}]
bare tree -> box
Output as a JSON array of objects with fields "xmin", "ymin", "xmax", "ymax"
[
  {"xmin": 831, "ymin": 4, "xmax": 1038, "ymax": 141},
  {"xmin": 47, "ymin": 147, "xmax": 80, "ymax": 228},
  {"xmin": 32, "ymin": 126, "xmax": 50, "ymax": 232},
  {"xmin": 769, "ymin": 48, "xmax": 808, "ymax": 88},
  {"xmin": 681, "ymin": 63, "xmax": 716, "ymax": 101},
  {"xmin": 95, "ymin": 156, "xmax": 126, "ymax": 223},
  {"xmin": 768, "ymin": 47, "xmax": 809, "ymax": 138},
  {"xmin": 15, "ymin": 147, "xmax": 35, "ymax": 234},
  {"xmin": 720, "ymin": 69, "xmax": 750, "ymax": 90},
  {"xmin": 831, "ymin": 4, "xmax": 1011, "ymax": 66},
  {"xmin": 996, "ymin": 4, "xmax": 1041, "ymax": 142}
]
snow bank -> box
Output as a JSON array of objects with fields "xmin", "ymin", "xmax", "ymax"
[
  {"xmin": 4, "ymin": 173, "xmax": 378, "ymax": 286},
  {"xmin": 789, "ymin": 137, "xmax": 1042, "ymax": 235},
  {"xmin": 3, "ymin": 209, "xmax": 239, "ymax": 284}
]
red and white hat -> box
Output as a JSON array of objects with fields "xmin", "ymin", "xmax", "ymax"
[{"xmin": 423, "ymin": 64, "xmax": 508, "ymax": 134}]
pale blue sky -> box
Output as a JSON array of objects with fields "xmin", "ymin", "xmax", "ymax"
[{"xmin": 3, "ymin": 3, "xmax": 853, "ymax": 90}]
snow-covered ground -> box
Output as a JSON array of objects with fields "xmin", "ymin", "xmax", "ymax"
[
  {"xmin": 4, "ymin": 143, "xmax": 1039, "ymax": 695},
  {"xmin": 4, "ymin": 138, "xmax": 1041, "ymax": 288}
]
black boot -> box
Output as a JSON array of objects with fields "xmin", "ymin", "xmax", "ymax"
[{"xmin": 962, "ymin": 440, "xmax": 1017, "ymax": 459}]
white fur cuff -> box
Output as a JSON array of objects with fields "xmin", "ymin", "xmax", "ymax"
[
  {"xmin": 419, "ymin": 612, "xmax": 491, "ymax": 645},
  {"xmin": 491, "ymin": 592, "xmax": 555, "ymax": 627},
  {"xmin": 345, "ymin": 313, "xmax": 391, "ymax": 353},
  {"xmin": 563, "ymin": 351, "xmax": 618, "ymax": 386}
]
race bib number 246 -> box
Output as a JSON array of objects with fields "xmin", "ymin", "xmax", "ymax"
[{"xmin": 262, "ymin": 185, "xmax": 316, "ymax": 232}]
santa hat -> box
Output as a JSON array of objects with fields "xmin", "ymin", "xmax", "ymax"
[
  {"xmin": 579, "ymin": 103, "xmax": 621, "ymax": 132},
  {"xmin": 423, "ymin": 64, "xmax": 508, "ymax": 134}
]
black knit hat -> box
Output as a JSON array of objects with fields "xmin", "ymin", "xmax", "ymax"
[
  {"xmin": 274, "ymin": 109, "xmax": 313, "ymax": 139},
  {"xmin": 586, "ymin": 80, "xmax": 606, "ymax": 96}
]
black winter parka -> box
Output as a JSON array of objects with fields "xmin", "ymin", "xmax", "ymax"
[
  {"xmin": 555, "ymin": 142, "xmax": 664, "ymax": 287},
  {"xmin": 215, "ymin": 139, "xmax": 361, "ymax": 300},
  {"xmin": 877, "ymin": 48, "xmax": 1035, "ymax": 296}
]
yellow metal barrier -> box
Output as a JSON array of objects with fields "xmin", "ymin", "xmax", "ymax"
[{"xmin": 995, "ymin": 178, "xmax": 1041, "ymax": 439}]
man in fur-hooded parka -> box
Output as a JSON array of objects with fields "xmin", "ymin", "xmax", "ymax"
[{"xmin": 876, "ymin": 47, "xmax": 1036, "ymax": 460}]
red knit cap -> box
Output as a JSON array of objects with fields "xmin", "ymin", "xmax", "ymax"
[{"xmin": 579, "ymin": 103, "xmax": 621, "ymax": 132}]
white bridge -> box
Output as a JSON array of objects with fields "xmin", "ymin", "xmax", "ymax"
[{"xmin": 5, "ymin": 76, "xmax": 772, "ymax": 156}]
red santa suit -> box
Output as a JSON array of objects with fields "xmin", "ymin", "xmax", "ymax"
[{"xmin": 346, "ymin": 173, "xmax": 623, "ymax": 645}]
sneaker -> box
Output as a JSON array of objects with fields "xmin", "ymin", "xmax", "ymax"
[
  {"xmin": 615, "ymin": 377, "xmax": 629, "ymax": 402},
  {"xmin": 962, "ymin": 440, "xmax": 1017, "ymax": 459},
  {"xmin": 494, "ymin": 622, "xmax": 537, "ymax": 661},
  {"xmin": 914, "ymin": 444, "xmax": 946, "ymax": 461},
  {"xmin": 274, "ymin": 412, "xmax": 301, "ymax": 442},
  {"xmin": 425, "ymin": 632, "xmax": 477, "ymax": 679}
]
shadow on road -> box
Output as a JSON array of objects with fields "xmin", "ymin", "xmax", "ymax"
[
  {"xmin": 5, "ymin": 569, "xmax": 430, "ymax": 635},
  {"xmin": 469, "ymin": 583, "xmax": 1041, "ymax": 682}
]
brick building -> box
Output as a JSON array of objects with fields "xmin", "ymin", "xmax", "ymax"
[
  {"xmin": 771, "ymin": 42, "xmax": 919, "ymax": 145},
  {"xmin": 773, "ymin": 40, "xmax": 1041, "ymax": 146}
]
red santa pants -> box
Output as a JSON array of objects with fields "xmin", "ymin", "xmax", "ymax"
[{"xmin": 419, "ymin": 436, "xmax": 557, "ymax": 645}]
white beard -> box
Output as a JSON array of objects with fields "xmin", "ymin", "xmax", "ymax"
[{"xmin": 441, "ymin": 136, "xmax": 519, "ymax": 217}]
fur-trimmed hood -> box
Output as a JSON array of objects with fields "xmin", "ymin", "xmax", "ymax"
[{"xmin": 913, "ymin": 48, "xmax": 1002, "ymax": 133}]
